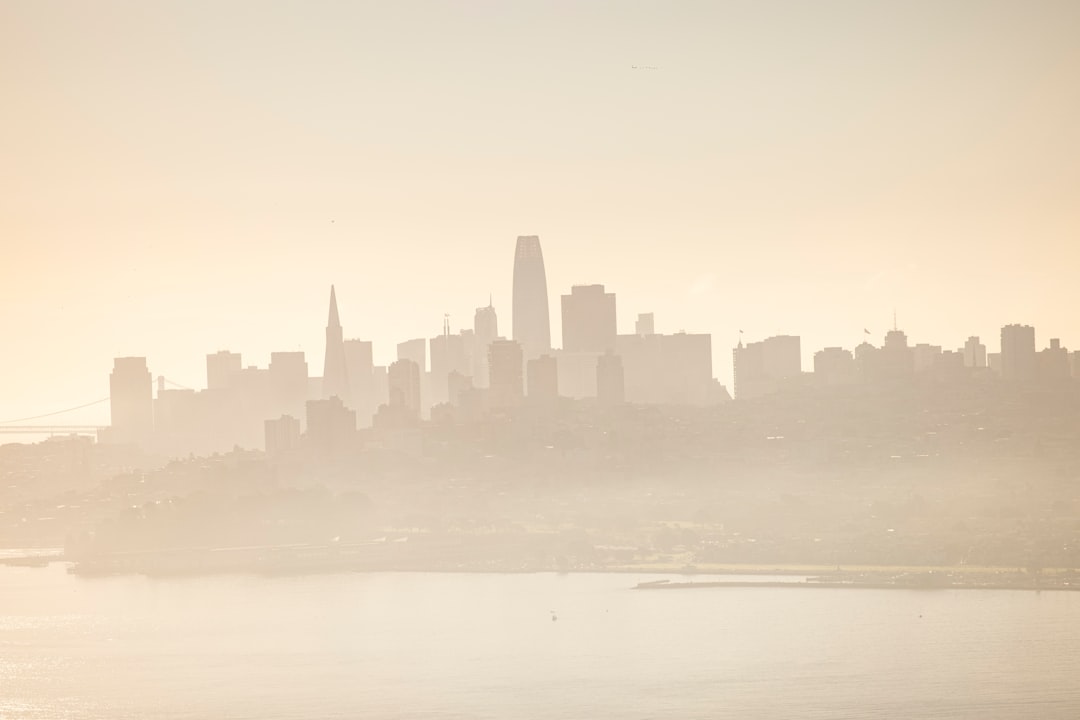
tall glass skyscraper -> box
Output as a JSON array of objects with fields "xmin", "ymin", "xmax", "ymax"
[{"xmin": 512, "ymin": 235, "xmax": 552, "ymax": 360}]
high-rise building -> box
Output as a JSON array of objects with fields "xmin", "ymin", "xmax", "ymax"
[
  {"xmin": 813, "ymin": 347, "xmax": 855, "ymax": 386},
  {"xmin": 269, "ymin": 351, "xmax": 308, "ymax": 420},
  {"xmin": 615, "ymin": 327, "xmax": 714, "ymax": 405},
  {"xmin": 473, "ymin": 300, "xmax": 498, "ymax": 387},
  {"xmin": 512, "ymin": 235, "xmax": 552, "ymax": 360},
  {"xmin": 388, "ymin": 359, "xmax": 422, "ymax": 419},
  {"xmin": 447, "ymin": 370, "xmax": 473, "ymax": 407},
  {"xmin": 635, "ymin": 313, "xmax": 654, "ymax": 336},
  {"xmin": 344, "ymin": 339, "xmax": 375, "ymax": 425},
  {"xmin": 397, "ymin": 338, "xmax": 426, "ymax": 372},
  {"xmin": 963, "ymin": 336, "xmax": 987, "ymax": 368},
  {"xmin": 880, "ymin": 328, "xmax": 914, "ymax": 377},
  {"xmin": 488, "ymin": 339, "xmax": 524, "ymax": 409},
  {"xmin": 322, "ymin": 285, "xmax": 350, "ymax": 401},
  {"xmin": 232, "ymin": 365, "xmax": 272, "ymax": 447},
  {"xmin": 562, "ymin": 284, "xmax": 617, "ymax": 353},
  {"xmin": 555, "ymin": 351, "xmax": 601, "ymax": 399},
  {"xmin": 733, "ymin": 335, "xmax": 801, "ymax": 399},
  {"xmin": 108, "ymin": 357, "xmax": 154, "ymax": 445},
  {"xmin": 430, "ymin": 320, "xmax": 470, "ymax": 406},
  {"xmin": 912, "ymin": 344, "xmax": 942, "ymax": 373},
  {"xmin": 372, "ymin": 365, "xmax": 389, "ymax": 408},
  {"xmin": 265, "ymin": 415, "xmax": 301, "ymax": 456},
  {"xmin": 1000, "ymin": 324, "xmax": 1037, "ymax": 383},
  {"xmin": 206, "ymin": 350, "xmax": 241, "ymax": 390},
  {"xmin": 597, "ymin": 351, "xmax": 625, "ymax": 405},
  {"xmin": 1039, "ymin": 338, "xmax": 1070, "ymax": 381},
  {"xmin": 527, "ymin": 354, "xmax": 559, "ymax": 402},
  {"xmin": 305, "ymin": 396, "xmax": 356, "ymax": 453}
]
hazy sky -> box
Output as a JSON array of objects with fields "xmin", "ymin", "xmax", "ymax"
[{"xmin": 2, "ymin": 0, "xmax": 1079, "ymax": 424}]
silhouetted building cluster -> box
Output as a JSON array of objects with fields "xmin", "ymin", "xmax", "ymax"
[
  {"xmin": 100, "ymin": 235, "xmax": 728, "ymax": 457},
  {"xmin": 733, "ymin": 321, "xmax": 1078, "ymax": 400},
  {"xmin": 103, "ymin": 235, "xmax": 1080, "ymax": 460}
]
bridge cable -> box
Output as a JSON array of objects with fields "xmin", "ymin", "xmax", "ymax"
[{"xmin": 0, "ymin": 397, "xmax": 110, "ymax": 425}]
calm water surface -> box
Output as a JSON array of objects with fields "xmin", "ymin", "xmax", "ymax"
[{"xmin": 2, "ymin": 564, "xmax": 1078, "ymax": 719}]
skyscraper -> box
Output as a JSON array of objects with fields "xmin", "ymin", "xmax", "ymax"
[
  {"xmin": 206, "ymin": 350, "xmax": 241, "ymax": 390},
  {"xmin": 108, "ymin": 357, "xmax": 153, "ymax": 445},
  {"xmin": 488, "ymin": 339, "xmax": 524, "ymax": 409},
  {"xmin": 562, "ymin": 284, "xmax": 617, "ymax": 353},
  {"xmin": 473, "ymin": 300, "xmax": 498, "ymax": 387},
  {"xmin": 322, "ymin": 285, "xmax": 350, "ymax": 401},
  {"xmin": 1000, "ymin": 324, "xmax": 1037, "ymax": 382},
  {"xmin": 430, "ymin": 320, "xmax": 469, "ymax": 407},
  {"xmin": 733, "ymin": 335, "xmax": 801, "ymax": 399},
  {"xmin": 963, "ymin": 336, "xmax": 987, "ymax": 368},
  {"xmin": 512, "ymin": 235, "xmax": 552, "ymax": 360},
  {"xmin": 526, "ymin": 354, "xmax": 559, "ymax": 402},
  {"xmin": 344, "ymin": 339, "xmax": 375, "ymax": 425},
  {"xmin": 397, "ymin": 338, "xmax": 427, "ymax": 372},
  {"xmin": 597, "ymin": 351, "xmax": 625, "ymax": 405},
  {"xmin": 388, "ymin": 358, "xmax": 422, "ymax": 419},
  {"xmin": 269, "ymin": 351, "xmax": 309, "ymax": 420}
]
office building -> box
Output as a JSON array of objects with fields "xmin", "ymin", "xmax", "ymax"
[
  {"xmin": 269, "ymin": 351, "xmax": 308, "ymax": 420},
  {"xmin": 912, "ymin": 344, "xmax": 942, "ymax": 373},
  {"xmin": 561, "ymin": 284, "xmax": 617, "ymax": 353},
  {"xmin": 107, "ymin": 357, "xmax": 153, "ymax": 445},
  {"xmin": 963, "ymin": 336, "xmax": 987, "ymax": 369},
  {"xmin": 616, "ymin": 327, "xmax": 714, "ymax": 405},
  {"xmin": 813, "ymin": 347, "xmax": 855, "ymax": 386},
  {"xmin": 597, "ymin": 351, "xmax": 625, "ymax": 405},
  {"xmin": 1000, "ymin": 324, "xmax": 1037, "ymax": 382},
  {"xmin": 1039, "ymin": 338, "xmax": 1070, "ymax": 381},
  {"xmin": 488, "ymin": 339, "xmax": 524, "ymax": 409},
  {"xmin": 397, "ymin": 338, "xmax": 426, "ymax": 372},
  {"xmin": 527, "ymin": 354, "xmax": 559, "ymax": 402},
  {"xmin": 206, "ymin": 350, "xmax": 241, "ymax": 390},
  {"xmin": 473, "ymin": 300, "xmax": 498, "ymax": 387},
  {"xmin": 512, "ymin": 235, "xmax": 552, "ymax": 359},
  {"xmin": 733, "ymin": 335, "xmax": 801, "ymax": 399},
  {"xmin": 322, "ymin": 285, "xmax": 350, "ymax": 401},
  {"xmin": 430, "ymin": 320, "xmax": 470, "ymax": 406},
  {"xmin": 635, "ymin": 313, "xmax": 654, "ymax": 336},
  {"xmin": 305, "ymin": 396, "xmax": 356, "ymax": 453},
  {"xmin": 344, "ymin": 339, "xmax": 375, "ymax": 425},
  {"xmin": 388, "ymin": 359, "xmax": 422, "ymax": 419},
  {"xmin": 265, "ymin": 415, "xmax": 301, "ymax": 456}
]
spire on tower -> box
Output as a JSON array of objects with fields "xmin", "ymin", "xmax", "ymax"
[
  {"xmin": 322, "ymin": 284, "xmax": 349, "ymax": 402},
  {"xmin": 328, "ymin": 284, "xmax": 341, "ymax": 329}
]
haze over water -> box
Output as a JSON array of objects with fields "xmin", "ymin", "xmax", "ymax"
[
  {"xmin": 4, "ymin": 2, "xmax": 1080, "ymax": 717},
  {"xmin": 3, "ymin": 566, "xmax": 1079, "ymax": 719}
]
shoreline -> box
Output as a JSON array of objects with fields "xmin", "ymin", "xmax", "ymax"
[
  {"xmin": 4, "ymin": 548, "xmax": 1076, "ymax": 591},
  {"xmin": 632, "ymin": 578, "xmax": 1080, "ymax": 592}
]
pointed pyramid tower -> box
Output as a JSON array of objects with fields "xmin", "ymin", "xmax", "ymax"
[{"xmin": 322, "ymin": 285, "xmax": 350, "ymax": 402}]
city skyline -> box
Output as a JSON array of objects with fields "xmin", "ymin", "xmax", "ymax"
[
  {"xmin": 6, "ymin": 3, "xmax": 1080, "ymax": 716},
  {"xmin": 4, "ymin": 253, "xmax": 1080, "ymax": 431},
  {"xmin": 4, "ymin": 1, "xmax": 1080, "ymax": 424}
]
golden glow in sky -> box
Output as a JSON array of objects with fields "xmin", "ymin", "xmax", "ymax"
[{"xmin": 2, "ymin": 1, "xmax": 1078, "ymax": 421}]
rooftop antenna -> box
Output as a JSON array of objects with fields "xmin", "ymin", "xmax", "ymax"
[
  {"xmin": 893, "ymin": 309, "xmax": 897, "ymax": 331},
  {"xmin": 443, "ymin": 313, "xmax": 450, "ymax": 338}
]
